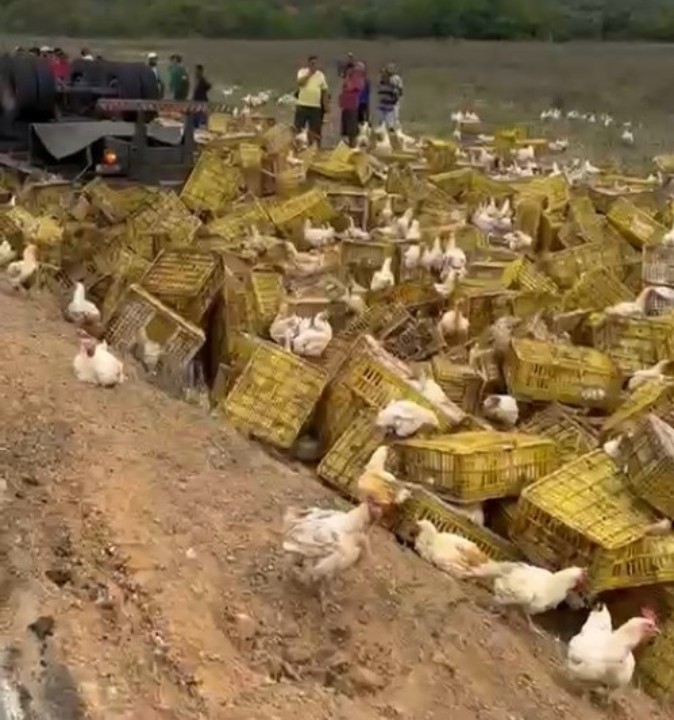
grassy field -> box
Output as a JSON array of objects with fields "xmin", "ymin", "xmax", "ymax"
[{"xmin": 2, "ymin": 38, "xmax": 674, "ymax": 169}]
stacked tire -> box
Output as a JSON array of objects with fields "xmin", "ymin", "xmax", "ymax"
[
  {"xmin": 0, "ymin": 54, "xmax": 56, "ymax": 121},
  {"xmin": 0, "ymin": 55, "xmax": 161, "ymax": 122}
]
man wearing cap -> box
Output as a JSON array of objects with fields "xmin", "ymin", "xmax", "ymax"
[{"xmin": 147, "ymin": 52, "xmax": 164, "ymax": 97}]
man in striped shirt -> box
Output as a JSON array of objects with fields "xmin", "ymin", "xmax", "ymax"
[{"xmin": 377, "ymin": 63, "xmax": 403, "ymax": 130}]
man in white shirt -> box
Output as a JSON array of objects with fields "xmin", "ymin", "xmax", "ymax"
[
  {"xmin": 294, "ymin": 55, "xmax": 328, "ymax": 146},
  {"xmin": 147, "ymin": 52, "xmax": 164, "ymax": 97}
]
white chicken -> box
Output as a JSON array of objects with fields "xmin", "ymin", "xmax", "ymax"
[
  {"xmin": 303, "ymin": 219, "xmax": 335, "ymax": 248},
  {"xmin": 409, "ymin": 368, "xmax": 451, "ymax": 408},
  {"xmin": 395, "ymin": 208, "xmax": 414, "ymax": 238},
  {"xmin": 566, "ymin": 605, "xmax": 659, "ymax": 694},
  {"xmin": 284, "ymin": 242, "xmax": 325, "ymax": 276},
  {"xmin": 292, "ymin": 312, "xmax": 332, "ymax": 357},
  {"xmin": 66, "ymin": 282, "xmax": 101, "ymax": 324},
  {"xmin": 90, "ymin": 340, "xmax": 125, "ymax": 387},
  {"xmin": 604, "ymin": 288, "xmax": 652, "ymax": 318},
  {"xmin": 340, "ymin": 286, "xmax": 367, "ymax": 315},
  {"xmin": 403, "ymin": 244, "xmax": 421, "ymax": 271},
  {"xmin": 380, "ymin": 196, "xmax": 394, "ymax": 225},
  {"xmin": 482, "ymin": 394, "xmax": 519, "ymax": 428},
  {"xmin": 395, "ymin": 127, "xmax": 419, "ymax": 152},
  {"xmin": 421, "ymin": 237, "xmax": 444, "ymax": 273},
  {"xmin": 374, "ymin": 124, "xmax": 392, "ymax": 154},
  {"xmin": 621, "ymin": 128, "xmax": 634, "ymax": 146},
  {"xmin": 0, "ymin": 239, "xmax": 16, "ymax": 266},
  {"xmin": 295, "ymin": 126, "xmax": 309, "ymax": 150},
  {"xmin": 434, "ymin": 268, "xmax": 461, "ymax": 299},
  {"xmin": 442, "ymin": 232, "xmax": 467, "ymax": 272},
  {"xmin": 514, "ymin": 145, "xmax": 535, "ymax": 163},
  {"xmin": 343, "ymin": 216, "xmax": 370, "ymax": 241},
  {"xmin": 503, "ymin": 230, "xmax": 533, "ymax": 252},
  {"xmin": 603, "ymin": 435, "xmax": 624, "ymax": 461},
  {"xmin": 355, "ymin": 122, "xmax": 370, "ymax": 149},
  {"xmin": 370, "ymin": 257, "xmax": 395, "ymax": 292},
  {"xmin": 414, "ymin": 519, "xmax": 490, "ymax": 578},
  {"xmin": 282, "ymin": 500, "xmax": 378, "ymax": 612},
  {"xmin": 469, "ymin": 561, "xmax": 587, "ymax": 633},
  {"xmin": 7, "ymin": 243, "xmax": 38, "ymax": 290},
  {"xmin": 438, "ymin": 304, "xmax": 469, "ymax": 343},
  {"xmin": 269, "ymin": 304, "xmax": 301, "ymax": 346},
  {"xmin": 446, "ymin": 501, "xmax": 485, "ymax": 526},
  {"xmin": 134, "ymin": 326, "xmax": 163, "ymax": 374},
  {"xmin": 627, "ymin": 360, "xmax": 672, "ymax": 392},
  {"xmin": 405, "ymin": 219, "xmax": 421, "ymax": 241},
  {"xmin": 376, "ymin": 399, "xmax": 439, "ymax": 438},
  {"xmin": 73, "ymin": 337, "xmax": 98, "ymax": 384}
]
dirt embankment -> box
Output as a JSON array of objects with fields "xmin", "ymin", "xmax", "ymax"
[{"xmin": 0, "ymin": 288, "xmax": 668, "ymax": 720}]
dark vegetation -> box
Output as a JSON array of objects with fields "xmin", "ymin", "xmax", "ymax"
[{"xmin": 2, "ymin": 0, "xmax": 674, "ymax": 41}]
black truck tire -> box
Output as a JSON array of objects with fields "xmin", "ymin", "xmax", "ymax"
[
  {"xmin": 33, "ymin": 58, "xmax": 57, "ymax": 117},
  {"xmin": 70, "ymin": 58, "xmax": 110, "ymax": 87},
  {"xmin": 7, "ymin": 55, "xmax": 38, "ymax": 113},
  {"xmin": 106, "ymin": 62, "xmax": 143, "ymax": 99}
]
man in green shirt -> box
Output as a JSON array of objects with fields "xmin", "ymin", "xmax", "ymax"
[{"xmin": 168, "ymin": 54, "xmax": 190, "ymax": 101}]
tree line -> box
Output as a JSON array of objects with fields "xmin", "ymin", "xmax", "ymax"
[{"xmin": 1, "ymin": 0, "xmax": 674, "ymax": 41}]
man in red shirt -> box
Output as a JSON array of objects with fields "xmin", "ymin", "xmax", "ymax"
[
  {"xmin": 339, "ymin": 60, "xmax": 365, "ymax": 147},
  {"xmin": 51, "ymin": 49, "xmax": 70, "ymax": 83}
]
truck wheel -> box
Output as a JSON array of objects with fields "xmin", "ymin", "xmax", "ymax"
[
  {"xmin": 107, "ymin": 62, "xmax": 143, "ymax": 99},
  {"xmin": 33, "ymin": 58, "xmax": 56, "ymax": 118},
  {"xmin": 8, "ymin": 55, "xmax": 38, "ymax": 113}
]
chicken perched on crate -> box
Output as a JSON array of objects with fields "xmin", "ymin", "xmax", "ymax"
[
  {"xmin": 291, "ymin": 311, "xmax": 333, "ymax": 358},
  {"xmin": 468, "ymin": 561, "xmax": 587, "ymax": 634},
  {"xmin": 376, "ymin": 399, "xmax": 440, "ymax": 438},
  {"xmin": 566, "ymin": 604, "xmax": 659, "ymax": 699},
  {"xmin": 627, "ymin": 360, "xmax": 674, "ymax": 392},
  {"xmin": 6, "ymin": 243, "xmax": 38, "ymax": 291},
  {"xmin": 303, "ymin": 219, "xmax": 335, "ymax": 248},
  {"xmin": 284, "ymin": 242, "xmax": 326, "ymax": 277},
  {"xmin": 282, "ymin": 446, "xmax": 410, "ymax": 612},
  {"xmin": 370, "ymin": 257, "xmax": 395, "ymax": 292},
  {"xmin": 414, "ymin": 519, "xmax": 490, "ymax": 578},
  {"xmin": 269, "ymin": 302, "xmax": 301, "ymax": 346}
]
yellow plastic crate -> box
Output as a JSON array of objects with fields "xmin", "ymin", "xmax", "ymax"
[
  {"xmin": 335, "ymin": 335, "xmax": 466, "ymax": 429},
  {"xmin": 514, "ymin": 196, "xmax": 542, "ymax": 239},
  {"xmin": 602, "ymin": 380, "xmax": 674, "ymax": 439},
  {"xmin": 267, "ymin": 188, "xmax": 336, "ymax": 230},
  {"xmin": 503, "ymin": 257, "xmax": 560, "ymax": 296},
  {"xmin": 383, "ymin": 317, "xmax": 443, "ymax": 362},
  {"xmin": 339, "ymin": 303, "xmax": 410, "ymax": 341},
  {"xmin": 106, "ymin": 284, "xmax": 205, "ymax": 390},
  {"xmin": 518, "ymin": 175, "xmax": 570, "ymax": 213},
  {"xmin": 394, "ymin": 487, "xmax": 522, "ymax": 561},
  {"xmin": 643, "ymin": 242, "xmax": 674, "ymax": 288},
  {"xmin": 222, "ymin": 340, "xmax": 329, "ymax": 449},
  {"xmin": 590, "ymin": 314, "xmax": 674, "ymax": 375},
  {"xmin": 246, "ymin": 270, "xmax": 284, "ymax": 332},
  {"xmin": 590, "ymin": 534, "xmax": 674, "ymax": 594},
  {"xmin": 489, "ymin": 498, "xmax": 519, "ymax": 542},
  {"xmin": 519, "ymin": 403, "xmax": 598, "ymax": 465},
  {"xmin": 513, "ymin": 450, "xmax": 660, "ymax": 569},
  {"xmin": 608, "ymin": 197, "xmax": 666, "ymax": 248},
  {"xmin": 505, "ymin": 338, "xmax": 622, "ymax": 409},
  {"xmin": 546, "ymin": 242, "xmax": 623, "ymax": 289},
  {"xmin": 313, "ymin": 379, "xmax": 366, "ymax": 454},
  {"xmin": 140, "ymin": 249, "xmax": 224, "ymax": 324},
  {"xmin": 562, "ymin": 267, "xmax": 634, "ymax": 312},
  {"xmin": 431, "ymin": 355, "xmax": 484, "ymax": 415},
  {"xmin": 180, "ymin": 150, "xmax": 244, "ymax": 213},
  {"xmin": 638, "ymin": 611, "xmax": 674, "ymax": 699},
  {"xmin": 317, "ymin": 411, "xmax": 387, "ymax": 499},
  {"xmin": 568, "ymin": 196, "xmax": 604, "ymax": 244},
  {"xmin": 129, "ymin": 191, "xmax": 201, "ymax": 248},
  {"xmin": 621, "ymin": 414, "xmax": 674, "ymax": 519},
  {"xmin": 395, "ymin": 431, "xmax": 559, "ymax": 502}
]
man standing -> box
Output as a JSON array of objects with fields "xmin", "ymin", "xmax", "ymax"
[
  {"xmin": 192, "ymin": 64, "xmax": 212, "ymax": 128},
  {"xmin": 378, "ymin": 62, "xmax": 403, "ymax": 131},
  {"xmin": 294, "ymin": 55, "xmax": 328, "ymax": 147},
  {"xmin": 147, "ymin": 52, "xmax": 164, "ymax": 97},
  {"xmin": 168, "ymin": 54, "xmax": 190, "ymax": 100}
]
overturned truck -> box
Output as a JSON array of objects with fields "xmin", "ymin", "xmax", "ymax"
[{"xmin": 0, "ymin": 54, "xmax": 227, "ymax": 185}]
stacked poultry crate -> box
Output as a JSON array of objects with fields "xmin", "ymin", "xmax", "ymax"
[{"xmin": 6, "ymin": 116, "xmax": 674, "ymax": 699}]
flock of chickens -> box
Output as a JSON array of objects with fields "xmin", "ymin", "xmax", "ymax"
[{"xmin": 283, "ymin": 438, "xmax": 660, "ymax": 701}]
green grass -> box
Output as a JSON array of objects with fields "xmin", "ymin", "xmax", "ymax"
[{"xmin": 3, "ymin": 38, "xmax": 673, "ymax": 170}]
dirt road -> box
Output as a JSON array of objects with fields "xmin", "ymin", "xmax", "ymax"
[{"xmin": 0, "ymin": 287, "xmax": 667, "ymax": 719}]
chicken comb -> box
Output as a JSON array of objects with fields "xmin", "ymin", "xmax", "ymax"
[{"xmin": 641, "ymin": 607, "xmax": 659, "ymax": 624}]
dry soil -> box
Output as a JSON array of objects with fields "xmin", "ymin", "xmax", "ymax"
[{"xmin": 0, "ymin": 286, "xmax": 669, "ymax": 720}]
